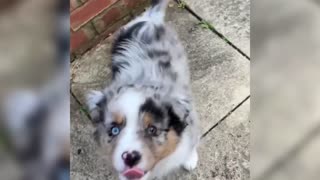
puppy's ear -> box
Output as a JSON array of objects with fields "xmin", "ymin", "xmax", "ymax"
[
  {"xmin": 164, "ymin": 99, "xmax": 191, "ymax": 136},
  {"xmin": 86, "ymin": 90, "xmax": 107, "ymax": 124}
]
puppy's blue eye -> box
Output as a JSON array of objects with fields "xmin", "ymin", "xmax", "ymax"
[{"xmin": 111, "ymin": 126, "xmax": 120, "ymax": 136}]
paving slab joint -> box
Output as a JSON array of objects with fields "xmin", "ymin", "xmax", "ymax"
[
  {"xmin": 201, "ymin": 95, "xmax": 250, "ymax": 139},
  {"xmin": 71, "ymin": 90, "xmax": 92, "ymax": 122},
  {"xmin": 174, "ymin": 0, "xmax": 250, "ymax": 60}
]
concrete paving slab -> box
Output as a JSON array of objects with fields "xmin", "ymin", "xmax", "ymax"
[
  {"xmin": 71, "ymin": 37, "xmax": 113, "ymax": 104},
  {"xmin": 71, "ymin": 3, "xmax": 250, "ymax": 135},
  {"xmin": 184, "ymin": 0, "xmax": 250, "ymax": 56},
  {"xmin": 71, "ymin": 96, "xmax": 117, "ymax": 180},
  {"xmin": 168, "ymin": 99, "xmax": 250, "ymax": 180}
]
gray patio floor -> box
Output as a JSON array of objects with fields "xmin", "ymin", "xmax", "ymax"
[{"xmin": 71, "ymin": 0, "xmax": 250, "ymax": 179}]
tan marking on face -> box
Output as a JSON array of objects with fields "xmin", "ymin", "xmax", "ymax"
[
  {"xmin": 113, "ymin": 112, "xmax": 124, "ymax": 125},
  {"xmin": 142, "ymin": 128, "xmax": 180, "ymax": 169},
  {"xmin": 154, "ymin": 129, "xmax": 179, "ymax": 161},
  {"xmin": 104, "ymin": 113, "xmax": 125, "ymax": 155},
  {"xmin": 143, "ymin": 112, "xmax": 153, "ymax": 128}
]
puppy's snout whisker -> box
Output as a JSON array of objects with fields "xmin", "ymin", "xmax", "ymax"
[{"xmin": 122, "ymin": 151, "xmax": 142, "ymax": 167}]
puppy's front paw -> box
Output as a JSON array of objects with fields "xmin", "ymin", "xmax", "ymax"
[{"xmin": 183, "ymin": 149, "xmax": 198, "ymax": 171}]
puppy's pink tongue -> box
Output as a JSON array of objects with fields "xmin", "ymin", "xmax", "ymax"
[{"xmin": 123, "ymin": 168, "xmax": 144, "ymax": 179}]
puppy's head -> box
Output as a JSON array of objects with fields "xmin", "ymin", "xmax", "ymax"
[{"xmin": 87, "ymin": 87, "xmax": 189, "ymax": 179}]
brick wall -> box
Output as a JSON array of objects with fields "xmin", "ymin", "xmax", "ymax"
[{"xmin": 70, "ymin": 0, "xmax": 149, "ymax": 57}]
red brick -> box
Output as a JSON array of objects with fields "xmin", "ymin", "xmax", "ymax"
[
  {"xmin": 93, "ymin": 0, "xmax": 149, "ymax": 34},
  {"xmin": 70, "ymin": 24, "xmax": 96, "ymax": 52},
  {"xmin": 99, "ymin": 3, "xmax": 147, "ymax": 38},
  {"xmin": 122, "ymin": 0, "xmax": 148, "ymax": 9},
  {"xmin": 101, "ymin": 15, "xmax": 131, "ymax": 37},
  {"xmin": 70, "ymin": 0, "xmax": 149, "ymax": 55},
  {"xmin": 92, "ymin": 5, "xmax": 123, "ymax": 33},
  {"xmin": 71, "ymin": 0, "xmax": 118, "ymax": 31}
]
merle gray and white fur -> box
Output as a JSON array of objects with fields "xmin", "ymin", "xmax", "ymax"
[{"xmin": 86, "ymin": 0, "xmax": 200, "ymax": 179}]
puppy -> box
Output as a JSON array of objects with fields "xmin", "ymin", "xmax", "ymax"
[{"xmin": 86, "ymin": 0, "xmax": 200, "ymax": 179}]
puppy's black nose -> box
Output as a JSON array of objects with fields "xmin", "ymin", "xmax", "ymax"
[{"xmin": 122, "ymin": 151, "xmax": 141, "ymax": 167}]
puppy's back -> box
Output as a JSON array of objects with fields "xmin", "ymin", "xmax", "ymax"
[{"xmin": 111, "ymin": 0, "xmax": 190, "ymax": 89}]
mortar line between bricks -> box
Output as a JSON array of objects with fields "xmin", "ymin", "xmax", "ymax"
[
  {"xmin": 89, "ymin": 21, "xmax": 100, "ymax": 37},
  {"xmin": 71, "ymin": 12, "xmax": 132, "ymax": 57},
  {"xmin": 201, "ymin": 95, "xmax": 250, "ymax": 139},
  {"xmin": 71, "ymin": 90, "xmax": 92, "ymax": 121},
  {"xmin": 174, "ymin": 0, "xmax": 250, "ymax": 61}
]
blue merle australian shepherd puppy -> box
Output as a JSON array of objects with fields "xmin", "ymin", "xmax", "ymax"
[{"xmin": 86, "ymin": 0, "xmax": 200, "ymax": 179}]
